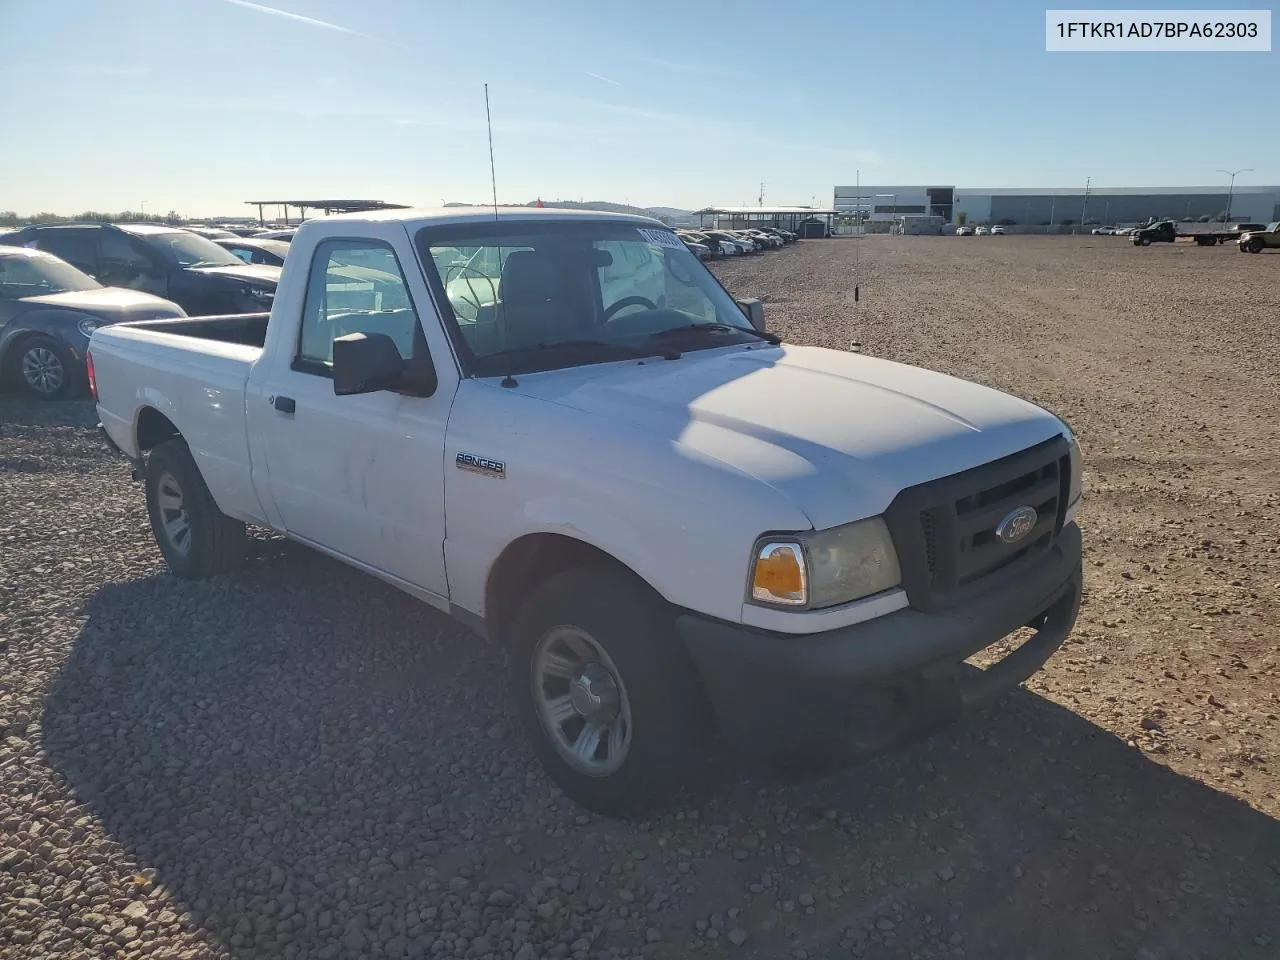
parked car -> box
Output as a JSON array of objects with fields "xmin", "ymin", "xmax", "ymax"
[
  {"xmin": 974, "ymin": 226, "xmax": 989, "ymax": 236},
  {"xmin": 0, "ymin": 246, "xmax": 184, "ymax": 399},
  {"xmin": 1091, "ymin": 225, "xmax": 1114, "ymax": 235},
  {"xmin": 719, "ymin": 231, "xmax": 757, "ymax": 251},
  {"xmin": 744, "ymin": 229, "xmax": 783, "ymax": 249},
  {"xmin": 1, "ymin": 222, "xmax": 281, "ymax": 316},
  {"xmin": 254, "ymin": 228, "xmax": 298, "ymax": 242},
  {"xmin": 684, "ymin": 232, "xmax": 737, "ymax": 257},
  {"xmin": 989, "ymin": 225, "xmax": 1006, "ymax": 235},
  {"xmin": 1238, "ymin": 222, "xmax": 1280, "ymax": 253},
  {"xmin": 702, "ymin": 230, "xmax": 753, "ymax": 255},
  {"xmin": 90, "ymin": 207, "xmax": 1083, "ymax": 816},
  {"xmin": 956, "ymin": 225, "xmax": 975, "ymax": 236},
  {"xmin": 184, "ymin": 226, "xmax": 240, "ymax": 240},
  {"xmin": 214, "ymin": 236, "xmax": 291, "ymax": 267},
  {"xmin": 1232, "ymin": 223, "xmax": 1267, "ymax": 235},
  {"xmin": 681, "ymin": 238, "xmax": 711, "ymax": 260}
]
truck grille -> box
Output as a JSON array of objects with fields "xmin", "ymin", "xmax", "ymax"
[{"xmin": 884, "ymin": 436, "xmax": 1071, "ymax": 612}]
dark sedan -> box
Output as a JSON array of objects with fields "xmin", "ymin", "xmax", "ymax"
[
  {"xmin": 0, "ymin": 247, "xmax": 185, "ymax": 399},
  {"xmin": 214, "ymin": 236, "xmax": 291, "ymax": 267},
  {"xmin": 0, "ymin": 222, "xmax": 281, "ymax": 317}
]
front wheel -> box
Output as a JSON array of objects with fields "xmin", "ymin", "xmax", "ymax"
[
  {"xmin": 12, "ymin": 335, "xmax": 78, "ymax": 400},
  {"xmin": 1245, "ymin": 239, "xmax": 1263, "ymax": 254},
  {"xmin": 508, "ymin": 567, "xmax": 708, "ymax": 817},
  {"xmin": 145, "ymin": 438, "xmax": 247, "ymax": 578}
]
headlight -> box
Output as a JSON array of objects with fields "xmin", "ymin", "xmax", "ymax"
[
  {"xmin": 1065, "ymin": 428, "xmax": 1083, "ymax": 507},
  {"xmin": 750, "ymin": 516, "xmax": 901, "ymax": 610},
  {"xmin": 76, "ymin": 316, "xmax": 101, "ymax": 338}
]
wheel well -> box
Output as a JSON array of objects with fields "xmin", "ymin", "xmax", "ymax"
[
  {"xmin": 484, "ymin": 534, "xmax": 646, "ymax": 644},
  {"xmin": 136, "ymin": 407, "xmax": 180, "ymax": 452}
]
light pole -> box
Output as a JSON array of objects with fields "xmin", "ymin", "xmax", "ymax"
[
  {"xmin": 140, "ymin": 200, "xmax": 148, "ymax": 218},
  {"xmin": 1079, "ymin": 177, "xmax": 1091, "ymax": 232},
  {"xmin": 1217, "ymin": 168, "xmax": 1253, "ymax": 224}
]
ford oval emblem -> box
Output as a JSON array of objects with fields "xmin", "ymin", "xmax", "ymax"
[{"xmin": 995, "ymin": 505, "xmax": 1038, "ymax": 545}]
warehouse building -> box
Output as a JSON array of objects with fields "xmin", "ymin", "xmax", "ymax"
[{"xmin": 833, "ymin": 185, "xmax": 1280, "ymax": 226}]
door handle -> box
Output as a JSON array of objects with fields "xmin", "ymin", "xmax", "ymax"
[{"xmin": 273, "ymin": 395, "xmax": 296, "ymax": 414}]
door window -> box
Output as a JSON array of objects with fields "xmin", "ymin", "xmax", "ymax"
[
  {"xmin": 98, "ymin": 232, "xmax": 160, "ymax": 290},
  {"xmin": 33, "ymin": 229, "xmax": 98, "ymax": 276},
  {"xmin": 296, "ymin": 240, "xmax": 420, "ymax": 371}
]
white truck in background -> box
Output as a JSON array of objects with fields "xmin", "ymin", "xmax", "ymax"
[{"xmin": 88, "ymin": 208, "xmax": 1083, "ymax": 816}]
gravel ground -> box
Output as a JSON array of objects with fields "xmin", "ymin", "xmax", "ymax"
[{"xmin": 2, "ymin": 234, "xmax": 1279, "ymax": 960}]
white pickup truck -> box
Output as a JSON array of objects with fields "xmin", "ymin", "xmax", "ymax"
[{"xmin": 89, "ymin": 208, "xmax": 1083, "ymax": 816}]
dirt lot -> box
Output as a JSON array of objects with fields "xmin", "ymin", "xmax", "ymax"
[{"xmin": 2, "ymin": 235, "xmax": 1278, "ymax": 960}]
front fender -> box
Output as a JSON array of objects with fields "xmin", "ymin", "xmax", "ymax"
[{"xmin": 0, "ymin": 310, "xmax": 92, "ymax": 369}]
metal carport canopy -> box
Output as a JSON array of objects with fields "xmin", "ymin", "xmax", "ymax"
[{"xmin": 244, "ymin": 199, "xmax": 411, "ymax": 224}]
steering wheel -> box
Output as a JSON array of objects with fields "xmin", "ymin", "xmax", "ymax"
[
  {"xmin": 603, "ymin": 296, "xmax": 658, "ymax": 322},
  {"xmin": 443, "ymin": 264, "xmax": 499, "ymax": 319}
]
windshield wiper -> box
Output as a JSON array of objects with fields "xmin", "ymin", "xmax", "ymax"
[
  {"xmin": 481, "ymin": 339, "xmax": 681, "ymax": 369},
  {"xmin": 648, "ymin": 323, "xmax": 781, "ymax": 345}
]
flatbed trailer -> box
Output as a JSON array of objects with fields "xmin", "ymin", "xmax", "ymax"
[{"xmin": 1131, "ymin": 220, "xmax": 1249, "ymax": 246}]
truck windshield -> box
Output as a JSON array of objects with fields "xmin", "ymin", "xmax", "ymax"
[
  {"xmin": 0, "ymin": 252, "xmax": 102, "ymax": 297},
  {"xmin": 417, "ymin": 220, "xmax": 763, "ymax": 374}
]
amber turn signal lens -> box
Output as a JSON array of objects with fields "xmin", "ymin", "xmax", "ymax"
[{"xmin": 751, "ymin": 542, "xmax": 807, "ymax": 605}]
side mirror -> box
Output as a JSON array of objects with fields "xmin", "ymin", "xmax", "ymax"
[
  {"xmin": 737, "ymin": 298, "xmax": 766, "ymax": 332},
  {"xmin": 332, "ymin": 332, "xmax": 405, "ymax": 395}
]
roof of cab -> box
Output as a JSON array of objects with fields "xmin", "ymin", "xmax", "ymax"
[{"xmin": 317, "ymin": 206, "xmax": 666, "ymax": 229}]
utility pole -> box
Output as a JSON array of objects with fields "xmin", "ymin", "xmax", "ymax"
[
  {"xmin": 758, "ymin": 182, "xmax": 766, "ymax": 207},
  {"xmin": 1079, "ymin": 177, "xmax": 1091, "ymax": 232},
  {"xmin": 1216, "ymin": 167, "xmax": 1253, "ymax": 224}
]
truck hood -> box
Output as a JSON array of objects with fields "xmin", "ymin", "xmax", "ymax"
[
  {"xmin": 21, "ymin": 286, "xmax": 186, "ymax": 319},
  {"xmin": 191, "ymin": 263, "xmax": 281, "ymax": 286},
  {"xmin": 508, "ymin": 343, "xmax": 1067, "ymax": 530}
]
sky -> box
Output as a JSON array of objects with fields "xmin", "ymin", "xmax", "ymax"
[{"xmin": 2, "ymin": 0, "xmax": 1275, "ymax": 216}]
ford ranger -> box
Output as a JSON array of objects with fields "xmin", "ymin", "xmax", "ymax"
[{"xmin": 88, "ymin": 208, "xmax": 1083, "ymax": 816}]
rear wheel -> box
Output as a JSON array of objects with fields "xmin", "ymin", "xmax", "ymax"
[
  {"xmin": 11, "ymin": 335, "xmax": 78, "ymax": 400},
  {"xmin": 508, "ymin": 567, "xmax": 708, "ymax": 817},
  {"xmin": 145, "ymin": 438, "xmax": 246, "ymax": 578}
]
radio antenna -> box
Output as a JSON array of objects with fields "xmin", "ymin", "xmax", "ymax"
[{"xmin": 484, "ymin": 83, "xmax": 499, "ymax": 221}]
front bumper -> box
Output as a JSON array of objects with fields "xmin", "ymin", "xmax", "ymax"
[{"xmin": 677, "ymin": 522, "xmax": 1082, "ymax": 761}]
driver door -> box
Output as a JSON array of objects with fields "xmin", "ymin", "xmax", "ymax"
[{"xmin": 247, "ymin": 235, "xmax": 454, "ymax": 600}]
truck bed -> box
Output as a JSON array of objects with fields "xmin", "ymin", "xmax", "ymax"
[
  {"xmin": 124, "ymin": 312, "xmax": 271, "ymax": 347},
  {"xmin": 90, "ymin": 312, "xmax": 267, "ymax": 507}
]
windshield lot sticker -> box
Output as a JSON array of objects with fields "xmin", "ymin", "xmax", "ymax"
[{"xmin": 637, "ymin": 228, "xmax": 684, "ymax": 249}]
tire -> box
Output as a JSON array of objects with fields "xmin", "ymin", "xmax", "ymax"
[
  {"xmin": 1245, "ymin": 239, "xmax": 1263, "ymax": 254},
  {"xmin": 10, "ymin": 335, "xmax": 79, "ymax": 400},
  {"xmin": 144, "ymin": 438, "xmax": 246, "ymax": 579},
  {"xmin": 1139, "ymin": 236, "xmax": 1151, "ymax": 246},
  {"xmin": 508, "ymin": 566, "xmax": 708, "ymax": 817}
]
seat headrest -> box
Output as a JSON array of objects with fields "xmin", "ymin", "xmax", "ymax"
[{"xmin": 499, "ymin": 250, "xmax": 557, "ymax": 304}]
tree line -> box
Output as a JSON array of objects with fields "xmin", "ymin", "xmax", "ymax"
[{"xmin": 0, "ymin": 210, "xmax": 186, "ymax": 228}]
